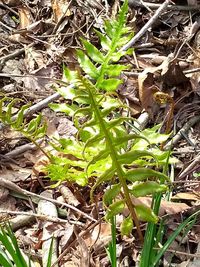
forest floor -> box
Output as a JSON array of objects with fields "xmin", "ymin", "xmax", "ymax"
[{"xmin": 0, "ymin": 0, "xmax": 200, "ymax": 266}]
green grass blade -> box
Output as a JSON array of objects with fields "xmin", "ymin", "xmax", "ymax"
[
  {"xmin": 0, "ymin": 246, "xmax": 13, "ymax": 267},
  {"xmin": 46, "ymin": 237, "xmax": 54, "ymax": 267},
  {"xmin": 106, "ymin": 216, "xmax": 117, "ymax": 267},
  {"xmin": 152, "ymin": 212, "xmax": 199, "ymax": 266},
  {"xmin": 0, "ymin": 225, "xmax": 28, "ymax": 267}
]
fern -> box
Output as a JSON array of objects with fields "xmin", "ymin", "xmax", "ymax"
[
  {"xmin": 0, "ymin": 97, "xmax": 47, "ymax": 140},
  {"xmin": 48, "ymin": 0, "xmax": 172, "ymax": 238},
  {"xmin": 0, "ymin": 97, "xmax": 49, "ymax": 159}
]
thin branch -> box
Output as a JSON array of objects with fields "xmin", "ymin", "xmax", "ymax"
[
  {"xmin": 128, "ymin": 0, "xmax": 200, "ymax": 11},
  {"xmin": 0, "ymin": 178, "xmax": 96, "ymax": 222},
  {"xmin": 121, "ymin": 0, "xmax": 171, "ymax": 51}
]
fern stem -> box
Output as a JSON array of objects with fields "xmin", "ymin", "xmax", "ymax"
[
  {"xmin": 30, "ymin": 138, "xmax": 52, "ymax": 161},
  {"xmin": 88, "ymin": 89, "xmax": 143, "ymax": 241}
]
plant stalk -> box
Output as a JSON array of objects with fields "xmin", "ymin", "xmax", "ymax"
[{"xmin": 88, "ymin": 89, "xmax": 143, "ymax": 241}]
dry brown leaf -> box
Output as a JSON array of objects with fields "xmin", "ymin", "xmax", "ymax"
[
  {"xmin": 2, "ymin": 0, "xmax": 21, "ymax": 6},
  {"xmin": 84, "ymin": 222, "xmax": 111, "ymax": 253},
  {"xmin": 0, "ymin": 186, "xmax": 16, "ymax": 220},
  {"xmin": 139, "ymin": 197, "xmax": 189, "ymax": 216},
  {"xmin": 62, "ymin": 258, "xmax": 79, "ymax": 267},
  {"xmin": 24, "ymin": 47, "xmax": 45, "ymax": 72},
  {"xmin": 123, "ymin": 197, "xmax": 190, "ymax": 217},
  {"xmin": 76, "ymin": 233, "xmax": 90, "ymax": 267},
  {"xmin": 52, "ymin": 0, "xmax": 72, "ymax": 22},
  {"xmin": 187, "ymin": 0, "xmax": 199, "ymax": 5},
  {"xmin": 23, "ymin": 62, "xmax": 60, "ymax": 91},
  {"xmin": 172, "ymin": 192, "xmax": 200, "ymax": 201},
  {"xmin": 18, "ymin": 7, "xmax": 33, "ymax": 29},
  {"xmin": 59, "ymin": 224, "xmax": 74, "ymax": 247},
  {"xmin": 161, "ymin": 61, "xmax": 189, "ymax": 86},
  {"xmin": 138, "ymin": 70, "xmax": 159, "ymax": 116},
  {"xmin": 0, "ymin": 167, "xmax": 31, "ymax": 182}
]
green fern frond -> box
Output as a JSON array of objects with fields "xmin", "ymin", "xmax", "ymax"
[
  {"xmin": 0, "ymin": 97, "xmax": 47, "ymax": 141},
  {"xmin": 49, "ymin": 0, "xmax": 172, "ymax": 230}
]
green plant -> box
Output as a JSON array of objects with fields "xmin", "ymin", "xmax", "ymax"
[
  {"xmin": 140, "ymin": 209, "xmax": 199, "ymax": 267},
  {"xmin": 0, "ymin": 224, "xmax": 54, "ymax": 267},
  {"xmin": 48, "ymin": 0, "xmax": 172, "ymax": 241},
  {"xmin": 0, "ymin": 97, "xmax": 49, "ymax": 159},
  {"xmin": 0, "ymin": 224, "xmax": 31, "ymax": 267}
]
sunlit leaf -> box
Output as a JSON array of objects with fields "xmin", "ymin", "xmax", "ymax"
[
  {"xmin": 135, "ymin": 205, "xmax": 158, "ymax": 223},
  {"xmin": 117, "ymin": 150, "xmax": 157, "ymax": 164},
  {"xmin": 98, "ymin": 78, "xmax": 123, "ymax": 91},
  {"xmin": 130, "ymin": 181, "xmax": 168, "ymax": 197},
  {"xmin": 120, "ymin": 216, "xmax": 133, "ymax": 236},
  {"xmin": 81, "ymin": 38, "xmax": 104, "ymax": 63},
  {"xmin": 77, "ymin": 50, "xmax": 99, "ymax": 79},
  {"xmin": 105, "ymin": 200, "xmax": 125, "ymax": 220},
  {"xmin": 90, "ymin": 167, "xmax": 116, "ymax": 201},
  {"xmin": 49, "ymin": 103, "xmax": 78, "ymax": 116},
  {"xmin": 113, "ymin": 134, "xmax": 150, "ymax": 147},
  {"xmin": 125, "ymin": 168, "xmax": 169, "ymax": 182},
  {"xmin": 63, "ymin": 65, "xmax": 78, "ymax": 83},
  {"xmin": 105, "ymin": 64, "xmax": 130, "ymax": 76},
  {"xmin": 12, "ymin": 104, "xmax": 29, "ymax": 129},
  {"xmin": 94, "ymin": 29, "xmax": 111, "ymax": 51}
]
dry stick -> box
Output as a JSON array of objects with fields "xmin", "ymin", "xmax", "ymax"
[
  {"xmin": 178, "ymin": 153, "xmax": 200, "ymax": 179},
  {"xmin": 121, "ymin": 0, "xmax": 171, "ymax": 51},
  {"xmin": 0, "ymin": 178, "xmax": 96, "ymax": 222},
  {"xmin": 5, "ymin": 141, "xmax": 43, "ymax": 158},
  {"xmin": 164, "ymin": 115, "xmax": 200, "ymax": 150},
  {"xmin": 0, "ymin": 20, "xmax": 13, "ymax": 32},
  {"xmin": 0, "ymin": 43, "xmax": 34, "ymax": 71},
  {"xmin": 4, "ymin": 214, "xmax": 36, "ymax": 231},
  {"xmin": 0, "ymin": 210, "xmax": 68, "ymax": 224},
  {"xmin": 128, "ymin": 0, "xmax": 200, "ymax": 11},
  {"xmin": 0, "ymin": 3, "xmax": 19, "ymax": 16},
  {"xmin": 184, "ymin": 67, "xmax": 200, "ymax": 75}
]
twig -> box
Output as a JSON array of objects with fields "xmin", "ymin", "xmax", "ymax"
[
  {"xmin": 184, "ymin": 67, "xmax": 200, "ymax": 75},
  {"xmin": 0, "ymin": 3, "xmax": 19, "ymax": 16},
  {"xmin": 178, "ymin": 153, "xmax": 200, "ymax": 179},
  {"xmin": 5, "ymin": 140, "xmax": 43, "ymax": 158},
  {"xmin": 128, "ymin": 0, "xmax": 200, "ymax": 11},
  {"xmin": 164, "ymin": 115, "xmax": 200, "ymax": 150},
  {"xmin": 0, "ymin": 178, "xmax": 96, "ymax": 222},
  {"xmin": 1, "ymin": 214, "xmax": 35, "ymax": 231},
  {"xmin": 0, "ymin": 43, "xmax": 34, "ymax": 71},
  {"xmin": 0, "ymin": 20, "xmax": 13, "ymax": 32},
  {"xmin": 0, "ymin": 210, "xmax": 68, "ymax": 224},
  {"xmin": 121, "ymin": 0, "xmax": 171, "ymax": 51}
]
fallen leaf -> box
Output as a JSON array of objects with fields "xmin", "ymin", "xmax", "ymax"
[
  {"xmin": 123, "ymin": 197, "xmax": 190, "ymax": 217},
  {"xmin": 84, "ymin": 222, "xmax": 111, "ymax": 253},
  {"xmin": 172, "ymin": 192, "xmax": 200, "ymax": 201},
  {"xmin": 138, "ymin": 70, "xmax": 159, "ymax": 116},
  {"xmin": 161, "ymin": 61, "xmax": 189, "ymax": 86},
  {"xmin": 52, "ymin": 0, "xmax": 72, "ymax": 23},
  {"xmin": 18, "ymin": 7, "xmax": 32, "ymax": 29}
]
